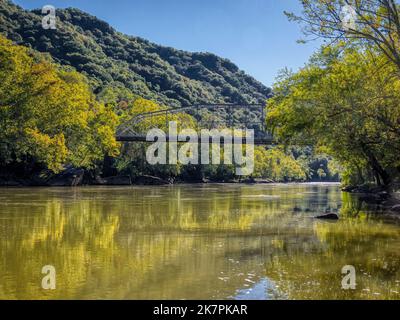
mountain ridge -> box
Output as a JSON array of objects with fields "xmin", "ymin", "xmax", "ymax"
[{"xmin": 0, "ymin": 0, "xmax": 272, "ymax": 108}]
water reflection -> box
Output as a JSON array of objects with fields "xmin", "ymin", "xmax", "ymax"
[{"xmin": 0, "ymin": 184, "xmax": 399, "ymax": 299}]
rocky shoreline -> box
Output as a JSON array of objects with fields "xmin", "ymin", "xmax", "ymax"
[
  {"xmin": 0, "ymin": 167, "xmax": 171, "ymax": 187},
  {"xmin": 0, "ymin": 175, "xmax": 274, "ymax": 187},
  {"xmin": 0, "ymin": 166, "xmax": 279, "ymax": 187},
  {"xmin": 341, "ymin": 185, "xmax": 400, "ymax": 213},
  {"xmin": 2, "ymin": 168, "xmax": 399, "ymax": 213}
]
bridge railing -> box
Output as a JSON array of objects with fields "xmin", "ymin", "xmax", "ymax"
[{"xmin": 116, "ymin": 103, "xmax": 274, "ymax": 144}]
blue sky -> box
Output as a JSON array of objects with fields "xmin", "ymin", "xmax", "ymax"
[{"xmin": 13, "ymin": 0, "xmax": 321, "ymax": 87}]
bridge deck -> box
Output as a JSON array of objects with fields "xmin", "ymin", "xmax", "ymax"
[{"xmin": 116, "ymin": 135, "xmax": 275, "ymax": 145}]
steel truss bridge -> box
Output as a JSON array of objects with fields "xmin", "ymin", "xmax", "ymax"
[{"xmin": 116, "ymin": 104, "xmax": 275, "ymax": 145}]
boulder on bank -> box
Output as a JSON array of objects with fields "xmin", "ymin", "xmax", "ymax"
[
  {"xmin": 343, "ymin": 184, "xmax": 392, "ymax": 205},
  {"xmin": 242, "ymin": 177, "xmax": 256, "ymax": 184},
  {"xmin": 390, "ymin": 205, "xmax": 400, "ymax": 212},
  {"xmin": 134, "ymin": 175, "xmax": 171, "ymax": 185},
  {"xmin": 254, "ymin": 178, "xmax": 274, "ymax": 184},
  {"xmin": 0, "ymin": 178, "xmax": 21, "ymax": 186},
  {"xmin": 315, "ymin": 213, "xmax": 339, "ymax": 220},
  {"xmin": 240, "ymin": 178, "xmax": 274, "ymax": 184},
  {"xmin": 342, "ymin": 185, "xmax": 373, "ymax": 193},
  {"xmin": 94, "ymin": 176, "xmax": 132, "ymax": 186},
  {"xmin": 47, "ymin": 167, "xmax": 84, "ymax": 186}
]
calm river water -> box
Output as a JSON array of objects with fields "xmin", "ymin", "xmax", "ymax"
[{"xmin": 0, "ymin": 183, "xmax": 399, "ymax": 300}]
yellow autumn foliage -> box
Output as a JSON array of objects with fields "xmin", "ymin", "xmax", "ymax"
[{"xmin": 0, "ymin": 35, "xmax": 119, "ymax": 172}]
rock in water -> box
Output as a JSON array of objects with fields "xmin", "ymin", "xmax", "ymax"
[
  {"xmin": 315, "ymin": 213, "xmax": 339, "ymax": 220},
  {"xmin": 390, "ymin": 205, "xmax": 400, "ymax": 212}
]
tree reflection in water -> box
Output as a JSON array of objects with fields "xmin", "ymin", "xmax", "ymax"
[{"xmin": 0, "ymin": 184, "xmax": 399, "ymax": 300}]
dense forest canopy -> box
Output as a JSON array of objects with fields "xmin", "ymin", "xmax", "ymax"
[{"xmin": 0, "ymin": 35, "xmax": 119, "ymax": 173}]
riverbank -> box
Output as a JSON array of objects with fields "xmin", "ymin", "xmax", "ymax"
[
  {"xmin": 3, "ymin": 167, "xmax": 400, "ymax": 213},
  {"xmin": 342, "ymin": 184, "xmax": 400, "ymax": 213},
  {"xmin": 0, "ymin": 165, "xmax": 333, "ymax": 187},
  {"xmin": 0, "ymin": 173, "xmax": 307, "ymax": 187}
]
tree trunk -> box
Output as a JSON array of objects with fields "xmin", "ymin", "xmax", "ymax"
[{"xmin": 360, "ymin": 143, "xmax": 391, "ymax": 187}]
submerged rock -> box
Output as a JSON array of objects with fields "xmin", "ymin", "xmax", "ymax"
[{"xmin": 315, "ymin": 213, "xmax": 339, "ymax": 220}]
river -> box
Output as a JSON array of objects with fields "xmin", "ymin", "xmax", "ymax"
[{"xmin": 0, "ymin": 183, "xmax": 399, "ymax": 300}]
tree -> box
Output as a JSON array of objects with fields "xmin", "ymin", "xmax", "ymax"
[
  {"xmin": 267, "ymin": 45, "xmax": 400, "ymax": 187},
  {"xmin": 0, "ymin": 35, "xmax": 119, "ymax": 173},
  {"xmin": 289, "ymin": 0, "xmax": 400, "ymax": 72},
  {"xmin": 253, "ymin": 147, "xmax": 307, "ymax": 182},
  {"xmin": 114, "ymin": 97, "xmax": 196, "ymax": 181}
]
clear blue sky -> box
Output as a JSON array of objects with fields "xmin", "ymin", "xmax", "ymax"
[{"xmin": 13, "ymin": 0, "xmax": 320, "ymax": 87}]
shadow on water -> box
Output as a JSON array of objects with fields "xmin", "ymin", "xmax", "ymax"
[{"xmin": 0, "ymin": 183, "xmax": 399, "ymax": 299}]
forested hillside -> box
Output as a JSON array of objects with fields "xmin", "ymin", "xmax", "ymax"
[
  {"xmin": 0, "ymin": 0, "xmax": 271, "ymax": 108},
  {"xmin": 0, "ymin": 0, "xmax": 339, "ymax": 185}
]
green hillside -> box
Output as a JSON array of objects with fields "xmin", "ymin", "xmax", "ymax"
[{"xmin": 0, "ymin": 0, "xmax": 271, "ymax": 108}]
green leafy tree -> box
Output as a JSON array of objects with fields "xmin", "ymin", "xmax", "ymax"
[
  {"xmin": 289, "ymin": 0, "xmax": 400, "ymax": 72},
  {"xmin": 267, "ymin": 46, "xmax": 400, "ymax": 187},
  {"xmin": 253, "ymin": 147, "xmax": 307, "ymax": 182},
  {"xmin": 0, "ymin": 35, "xmax": 119, "ymax": 172}
]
